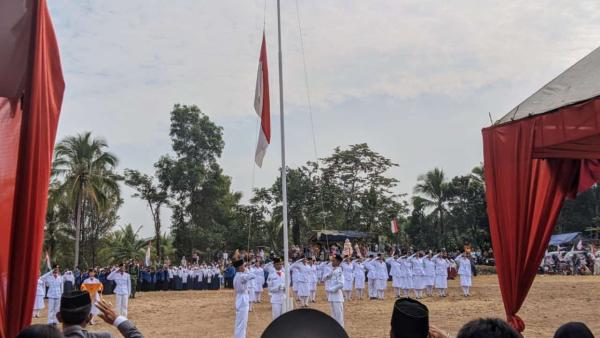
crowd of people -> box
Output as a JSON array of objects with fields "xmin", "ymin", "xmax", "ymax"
[{"xmin": 541, "ymin": 249, "xmax": 600, "ymax": 275}]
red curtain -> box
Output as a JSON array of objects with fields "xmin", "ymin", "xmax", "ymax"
[
  {"xmin": 0, "ymin": 0, "xmax": 64, "ymax": 336},
  {"xmin": 482, "ymin": 99, "xmax": 600, "ymax": 333}
]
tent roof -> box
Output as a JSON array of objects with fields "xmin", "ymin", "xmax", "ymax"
[
  {"xmin": 548, "ymin": 232, "xmax": 581, "ymax": 246},
  {"xmin": 496, "ymin": 47, "xmax": 600, "ymax": 125},
  {"xmin": 310, "ymin": 230, "xmax": 375, "ymax": 243}
]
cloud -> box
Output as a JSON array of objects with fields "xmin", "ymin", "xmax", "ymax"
[{"xmin": 48, "ymin": 0, "xmax": 600, "ymax": 237}]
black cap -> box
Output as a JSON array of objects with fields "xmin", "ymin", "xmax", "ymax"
[
  {"xmin": 273, "ymin": 257, "xmax": 282, "ymax": 264},
  {"xmin": 261, "ymin": 308, "xmax": 348, "ymax": 338},
  {"xmin": 391, "ymin": 298, "xmax": 429, "ymax": 338},
  {"xmin": 233, "ymin": 259, "xmax": 244, "ymax": 268},
  {"xmin": 60, "ymin": 291, "xmax": 91, "ymax": 313}
]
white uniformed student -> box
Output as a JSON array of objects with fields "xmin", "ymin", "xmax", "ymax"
[
  {"xmin": 265, "ymin": 258, "xmax": 286, "ymax": 319},
  {"xmin": 410, "ymin": 252, "xmax": 426, "ymax": 299},
  {"xmin": 353, "ymin": 257, "xmax": 366, "ymax": 300},
  {"xmin": 423, "ymin": 252, "xmax": 436, "ymax": 297},
  {"xmin": 323, "ymin": 254, "xmax": 345, "ymax": 328},
  {"xmin": 374, "ymin": 254, "xmax": 388, "ymax": 300},
  {"xmin": 233, "ymin": 256, "xmax": 256, "ymax": 338},
  {"xmin": 80, "ymin": 269, "xmax": 104, "ymax": 324},
  {"xmin": 41, "ymin": 265, "xmax": 63, "ymax": 325},
  {"xmin": 107, "ymin": 263, "xmax": 131, "ymax": 316},
  {"xmin": 399, "ymin": 254, "xmax": 413, "ymax": 297},
  {"xmin": 33, "ymin": 277, "xmax": 46, "ymax": 318},
  {"xmin": 386, "ymin": 250, "xmax": 403, "ymax": 298},
  {"xmin": 364, "ymin": 255, "xmax": 377, "ymax": 299},
  {"xmin": 252, "ymin": 261, "xmax": 265, "ymax": 303},
  {"xmin": 456, "ymin": 252, "xmax": 473, "ymax": 296},
  {"xmin": 290, "ymin": 257, "xmax": 311, "ymax": 307},
  {"xmin": 433, "ymin": 251, "xmax": 450, "ymax": 297},
  {"xmin": 340, "ymin": 256, "xmax": 354, "ymax": 301},
  {"xmin": 308, "ymin": 258, "xmax": 318, "ymax": 303}
]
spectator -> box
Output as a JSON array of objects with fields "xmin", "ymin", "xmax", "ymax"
[
  {"xmin": 554, "ymin": 322, "xmax": 595, "ymax": 338},
  {"xmin": 456, "ymin": 318, "xmax": 519, "ymax": 338},
  {"xmin": 390, "ymin": 298, "xmax": 450, "ymax": 338},
  {"xmin": 57, "ymin": 291, "xmax": 144, "ymax": 338},
  {"xmin": 17, "ymin": 324, "xmax": 63, "ymax": 338}
]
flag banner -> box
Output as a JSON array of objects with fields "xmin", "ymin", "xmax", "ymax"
[
  {"xmin": 390, "ymin": 219, "xmax": 399, "ymax": 234},
  {"xmin": 576, "ymin": 239, "xmax": 584, "ymax": 250},
  {"xmin": 254, "ymin": 32, "xmax": 271, "ymax": 167},
  {"xmin": 145, "ymin": 242, "xmax": 152, "ymax": 266}
]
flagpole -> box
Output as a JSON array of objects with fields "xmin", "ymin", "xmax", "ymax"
[{"xmin": 277, "ymin": 0, "xmax": 293, "ymax": 313}]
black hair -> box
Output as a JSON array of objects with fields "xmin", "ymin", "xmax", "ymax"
[
  {"xmin": 457, "ymin": 318, "xmax": 520, "ymax": 338},
  {"xmin": 59, "ymin": 308, "xmax": 90, "ymax": 326},
  {"xmin": 17, "ymin": 324, "xmax": 63, "ymax": 338}
]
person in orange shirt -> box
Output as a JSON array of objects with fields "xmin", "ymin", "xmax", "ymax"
[{"xmin": 80, "ymin": 269, "xmax": 103, "ymax": 324}]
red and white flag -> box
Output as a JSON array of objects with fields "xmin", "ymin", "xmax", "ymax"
[
  {"xmin": 45, "ymin": 251, "xmax": 52, "ymax": 271},
  {"xmin": 145, "ymin": 242, "xmax": 152, "ymax": 267},
  {"xmin": 391, "ymin": 219, "xmax": 399, "ymax": 234},
  {"xmin": 254, "ymin": 32, "xmax": 271, "ymax": 167}
]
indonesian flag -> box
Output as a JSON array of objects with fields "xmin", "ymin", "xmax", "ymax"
[
  {"xmin": 145, "ymin": 242, "xmax": 152, "ymax": 267},
  {"xmin": 254, "ymin": 32, "xmax": 271, "ymax": 167},
  {"xmin": 391, "ymin": 219, "xmax": 399, "ymax": 234},
  {"xmin": 45, "ymin": 251, "xmax": 52, "ymax": 271}
]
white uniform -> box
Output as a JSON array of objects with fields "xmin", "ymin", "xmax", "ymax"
[
  {"xmin": 234, "ymin": 270, "xmax": 256, "ymax": 338},
  {"xmin": 456, "ymin": 255, "xmax": 472, "ymax": 296},
  {"xmin": 423, "ymin": 257, "xmax": 436, "ymax": 296},
  {"xmin": 434, "ymin": 256, "xmax": 450, "ymax": 291},
  {"xmin": 353, "ymin": 261, "xmax": 365, "ymax": 289},
  {"xmin": 373, "ymin": 259, "xmax": 388, "ymax": 300},
  {"xmin": 341, "ymin": 261, "xmax": 354, "ymax": 291},
  {"xmin": 308, "ymin": 264, "xmax": 318, "ymax": 301},
  {"xmin": 107, "ymin": 269, "xmax": 131, "ymax": 316},
  {"xmin": 290, "ymin": 261, "xmax": 311, "ymax": 300},
  {"xmin": 33, "ymin": 278, "xmax": 45, "ymax": 317},
  {"xmin": 324, "ymin": 266, "xmax": 344, "ymax": 328},
  {"xmin": 594, "ymin": 254, "xmax": 600, "ymax": 275},
  {"xmin": 399, "ymin": 257, "xmax": 414, "ymax": 291},
  {"xmin": 252, "ymin": 266, "xmax": 265, "ymax": 302},
  {"xmin": 267, "ymin": 268, "xmax": 286, "ymax": 319},
  {"xmin": 41, "ymin": 271, "xmax": 63, "ymax": 324},
  {"xmin": 386, "ymin": 257, "xmax": 402, "ymax": 289},
  {"xmin": 365, "ymin": 259, "xmax": 377, "ymax": 299}
]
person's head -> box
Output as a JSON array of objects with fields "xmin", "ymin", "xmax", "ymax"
[
  {"xmin": 262, "ymin": 308, "xmax": 348, "ymax": 338},
  {"xmin": 553, "ymin": 322, "xmax": 594, "ymax": 338},
  {"xmin": 52, "ymin": 265, "xmax": 60, "ymax": 276},
  {"xmin": 233, "ymin": 259, "xmax": 245, "ymax": 272},
  {"xmin": 273, "ymin": 258, "xmax": 283, "ymax": 271},
  {"xmin": 118, "ymin": 263, "xmax": 125, "ymax": 272},
  {"xmin": 57, "ymin": 291, "xmax": 92, "ymax": 327},
  {"xmin": 332, "ymin": 254, "xmax": 343, "ymax": 267},
  {"xmin": 88, "ymin": 269, "xmax": 95, "ymax": 278},
  {"xmin": 17, "ymin": 324, "xmax": 63, "ymax": 338},
  {"xmin": 456, "ymin": 318, "xmax": 520, "ymax": 338},
  {"xmin": 390, "ymin": 298, "xmax": 429, "ymax": 338}
]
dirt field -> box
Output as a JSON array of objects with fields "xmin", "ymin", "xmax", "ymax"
[{"xmin": 32, "ymin": 275, "xmax": 599, "ymax": 337}]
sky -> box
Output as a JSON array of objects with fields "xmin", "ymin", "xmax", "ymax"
[{"xmin": 47, "ymin": 0, "xmax": 600, "ymax": 238}]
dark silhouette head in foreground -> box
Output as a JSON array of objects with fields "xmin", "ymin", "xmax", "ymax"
[
  {"xmin": 17, "ymin": 324, "xmax": 64, "ymax": 338},
  {"xmin": 261, "ymin": 308, "xmax": 348, "ymax": 338},
  {"xmin": 390, "ymin": 298, "xmax": 429, "ymax": 338},
  {"xmin": 553, "ymin": 322, "xmax": 595, "ymax": 338},
  {"xmin": 457, "ymin": 318, "xmax": 520, "ymax": 338},
  {"xmin": 57, "ymin": 291, "xmax": 92, "ymax": 327}
]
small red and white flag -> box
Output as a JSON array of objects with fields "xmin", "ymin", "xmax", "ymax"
[
  {"xmin": 391, "ymin": 219, "xmax": 399, "ymax": 234},
  {"xmin": 254, "ymin": 32, "xmax": 271, "ymax": 167},
  {"xmin": 45, "ymin": 251, "xmax": 52, "ymax": 271},
  {"xmin": 145, "ymin": 242, "xmax": 152, "ymax": 267}
]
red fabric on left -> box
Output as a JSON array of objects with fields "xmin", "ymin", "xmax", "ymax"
[{"xmin": 0, "ymin": 0, "xmax": 64, "ymax": 336}]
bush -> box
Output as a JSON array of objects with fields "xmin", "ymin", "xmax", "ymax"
[{"xmin": 476, "ymin": 265, "xmax": 496, "ymax": 275}]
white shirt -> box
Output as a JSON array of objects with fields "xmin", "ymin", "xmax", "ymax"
[
  {"xmin": 107, "ymin": 269, "xmax": 131, "ymax": 295},
  {"xmin": 291, "ymin": 260, "xmax": 310, "ymax": 282},
  {"xmin": 411, "ymin": 257, "xmax": 425, "ymax": 276},
  {"xmin": 233, "ymin": 270, "xmax": 256, "ymax": 309},
  {"xmin": 353, "ymin": 262, "xmax": 365, "ymax": 280},
  {"xmin": 373, "ymin": 259, "xmax": 388, "ymax": 280},
  {"xmin": 434, "ymin": 257, "xmax": 450, "ymax": 276},
  {"xmin": 386, "ymin": 257, "xmax": 402, "ymax": 277},
  {"xmin": 36, "ymin": 278, "xmax": 46, "ymax": 297},
  {"xmin": 456, "ymin": 256, "xmax": 472, "ymax": 276},
  {"xmin": 323, "ymin": 266, "xmax": 344, "ymax": 302},
  {"xmin": 424, "ymin": 258, "xmax": 436, "ymax": 277},
  {"xmin": 341, "ymin": 261, "xmax": 354, "ymax": 280},
  {"xmin": 41, "ymin": 271, "xmax": 63, "ymax": 299},
  {"xmin": 267, "ymin": 269, "xmax": 286, "ymax": 304}
]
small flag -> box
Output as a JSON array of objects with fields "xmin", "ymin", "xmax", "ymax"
[
  {"xmin": 45, "ymin": 251, "xmax": 52, "ymax": 271},
  {"xmin": 254, "ymin": 32, "xmax": 271, "ymax": 167},
  {"xmin": 391, "ymin": 219, "xmax": 399, "ymax": 234},
  {"xmin": 576, "ymin": 239, "xmax": 584, "ymax": 251},
  {"xmin": 145, "ymin": 242, "xmax": 152, "ymax": 266}
]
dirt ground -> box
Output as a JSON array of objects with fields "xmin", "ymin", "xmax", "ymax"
[{"xmin": 32, "ymin": 275, "xmax": 599, "ymax": 337}]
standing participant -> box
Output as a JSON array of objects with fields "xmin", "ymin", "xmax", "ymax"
[
  {"xmin": 252, "ymin": 261, "xmax": 265, "ymax": 303},
  {"xmin": 456, "ymin": 252, "xmax": 473, "ymax": 296},
  {"xmin": 33, "ymin": 277, "xmax": 46, "ymax": 318},
  {"xmin": 233, "ymin": 257, "xmax": 256, "ymax": 338},
  {"xmin": 386, "ymin": 251, "xmax": 402, "ymax": 298},
  {"xmin": 80, "ymin": 269, "xmax": 103, "ymax": 324},
  {"xmin": 323, "ymin": 254, "xmax": 345, "ymax": 328},
  {"xmin": 41, "ymin": 265, "xmax": 63, "ymax": 325},
  {"xmin": 364, "ymin": 255, "xmax": 377, "ymax": 300},
  {"xmin": 399, "ymin": 254, "xmax": 413, "ymax": 298},
  {"xmin": 308, "ymin": 258, "xmax": 318, "ymax": 303},
  {"xmin": 411, "ymin": 252, "xmax": 426, "ymax": 299},
  {"xmin": 341, "ymin": 256, "xmax": 354, "ymax": 301},
  {"xmin": 63, "ymin": 270, "xmax": 75, "ymax": 293},
  {"xmin": 433, "ymin": 251, "xmax": 450, "ymax": 297},
  {"xmin": 594, "ymin": 252, "xmax": 600, "ymax": 275},
  {"xmin": 353, "ymin": 257, "xmax": 366, "ymax": 300},
  {"xmin": 290, "ymin": 257, "xmax": 311, "ymax": 307},
  {"xmin": 423, "ymin": 252, "xmax": 436, "ymax": 297},
  {"xmin": 373, "ymin": 254, "xmax": 388, "ymax": 300},
  {"xmin": 266, "ymin": 258, "xmax": 286, "ymax": 319},
  {"xmin": 107, "ymin": 264, "xmax": 132, "ymax": 316},
  {"xmin": 128, "ymin": 260, "xmax": 139, "ymax": 299}
]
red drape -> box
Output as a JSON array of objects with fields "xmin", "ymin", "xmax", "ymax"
[
  {"xmin": 482, "ymin": 97, "xmax": 600, "ymax": 333},
  {"xmin": 0, "ymin": 0, "xmax": 64, "ymax": 336}
]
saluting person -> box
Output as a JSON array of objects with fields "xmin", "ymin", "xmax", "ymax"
[
  {"xmin": 41, "ymin": 265, "xmax": 63, "ymax": 325},
  {"xmin": 107, "ymin": 263, "xmax": 132, "ymax": 316}
]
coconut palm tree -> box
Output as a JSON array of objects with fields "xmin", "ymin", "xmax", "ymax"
[
  {"xmin": 414, "ymin": 168, "xmax": 450, "ymax": 247},
  {"xmin": 102, "ymin": 224, "xmax": 146, "ymax": 264},
  {"xmin": 52, "ymin": 132, "xmax": 120, "ymax": 268}
]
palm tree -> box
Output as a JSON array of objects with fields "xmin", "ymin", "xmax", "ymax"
[
  {"xmin": 101, "ymin": 224, "xmax": 146, "ymax": 264},
  {"xmin": 414, "ymin": 168, "xmax": 450, "ymax": 247},
  {"xmin": 52, "ymin": 132, "xmax": 120, "ymax": 268}
]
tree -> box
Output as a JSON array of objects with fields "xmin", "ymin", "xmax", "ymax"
[
  {"xmin": 413, "ymin": 168, "xmax": 450, "ymax": 247},
  {"xmin": 100, "ymin": 224, "xmax": 146, "ymax": 264},
  {"xmin": 124, "ymin": 169, "xmax": 169, "ymax": 259},
  {"xmin": 52, "ymin": 132, "xmax": 120, "ymax": 268}
]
